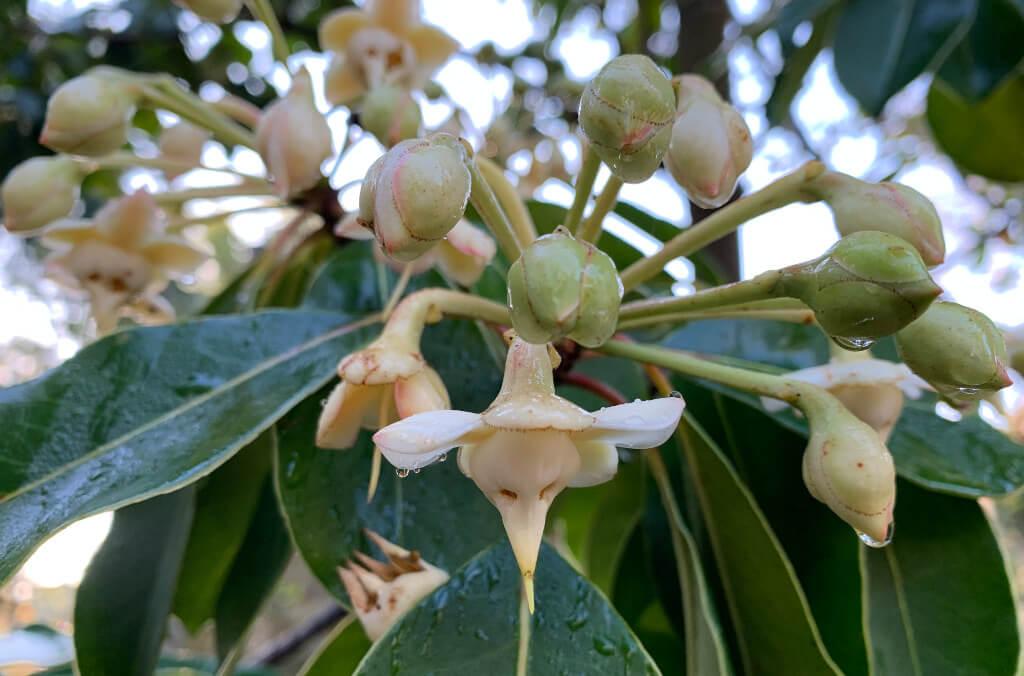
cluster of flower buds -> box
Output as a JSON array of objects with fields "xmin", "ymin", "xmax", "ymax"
[
  {"xmin": 664, "ymin": 75, "xmax": 753, "ymax": 208},
  {"xmin": 507, "ymin": 227, "xmax": 623, "ymax": 347},
  {"xmin": 40, "ymin": 191, "xmax": 205, "ymax": 332},
  {"xmin": 373, "ymin": 334, "xmax": 685, "ymax": 610},
  {"xmin": 172, "ymin": 0, "xmax": 242, "ymax": 23},
  {"xmin": 804, "ymin": 172, "xmax": 946, "ymax": 266},
  {"xmin": 762, "ymin": 352, "xmax": 928, "ymax": 441},
  {"xmin": 337, "ymin": 216, "xmax": 496, "ymax": 288},
  {"xmin": 39, "ymin": 68, "xmax": 140, "ymax": 156},
  {"xmin": 896, "ymin": 301, "xmax": 1012, "ymax": 403},
  {"xmin": 338, "ymin": 529, "xmax": 449, "ymax": 641},
  {"xmin": 1, "ymin": 156, "xmax": 86, "ymax": 233},
  {"xmin": 578, "ymin": 55, "xmax": 676, "ymax": 183},
  {"xmin": 776, "ymin": 231, "xmax": 941, "ymax": 345},
  {"xmin": 158, "ymin": 122, "xmax": 211, "ymax": 180},
  {"xmin": 358, "ymin": 133, "xmax": 471, "ymax": 261},
  {"xmin": 319, "ymin": 0, "xmax": 457, "ymax": 106},
  {"xmin": 255, "ymin": 69, "xmax": 333, "ymax": 198},
  {"xmin": 799, "ymin": 390, "xmax": 897, "ymax": 546}
]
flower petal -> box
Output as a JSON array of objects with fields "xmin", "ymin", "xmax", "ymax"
[
  {"xmin": 317, "ymin": 381, "xmax": 382, "ymax": 450},
  {"xmin": 373, "ymin": 410, "xmax": 488, "ymax": 469},
  {"xmin": 760, "ymin": 359, "xmax": 929, "ymax": 413},
  {"xmin": 367, "ymin": 0, "xmax": 420, "ymax": 35},
  {"xmin": 569, "ymin": 441, "xmax": 619, "ymax": 487},
  {"xmin": 318, "ymin": 8, "xmax": 371, "ymax": 51},
  {"xmin": 325, "ymin": 58, "xmax": 367, "ymax": 105},
  {"xmin": 393, "ymin": 366, "xmax": 450, "ymax": 419},
  {"xmin": 41, "ymin": 219, "xmax": 100, "ymax": 248},
  {"xmin": 575, "ymin": 397, "xmax": 685, "ymax": 448},
  {"xmin": 140, "ymin": 238, "xmax": 206, "ymax": 275},
  {"xmin": 407, "ymin": 24, "xmax": 459, "ymax": 71}
]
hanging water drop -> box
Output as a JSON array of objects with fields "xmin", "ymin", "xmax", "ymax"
[
  {"xmin": 396, "ymin": 468, "xmax": 410, "ymax": 478},
  {"xmin": 437, "ymin": 452, "xmax": 448, "ymax": 464},
  {"xmin": 856, "ymin": 523, "xmax": 893, "ymax": 548},
  {"xmin": 669, "ymin": 390, "xmax": 683, "ymax": 399},
  {"xmin": 413, "ymin": 467, "xmax": 422, "ymax": 474},
  {"xmin": 831, "ymin": 335, "xmax": 876, "ymax": 352}
]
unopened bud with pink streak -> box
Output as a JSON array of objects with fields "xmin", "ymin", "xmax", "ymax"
[
  {"xmin": 804, "ymin": 172, "xmax": 946, "ymax": 266},
  {"xmin": 159, "ymin": 122, "xmax": 211, "ymax": 179},
  {"xmin": 255, "ymin": 69, "xmax": 332, "ymax": 198},
  {"xmin": 2, "ymin": 156, "xmax": 84, "ymax": 233},
  {"xmin": 361, "ymin": 84, "xmax": 422, "ymax": 147},
  {"xmin": 40, "ymin": 68, "xmax": 139, "ymax": 156},
  {"xmin": 665, "ymin": 74, "xmax": 752, "ymax": 209}
]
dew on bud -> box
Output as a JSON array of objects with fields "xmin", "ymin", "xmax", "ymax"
[
  {"xmin": 396, "ymin": 468, "xmax": 411, "ymax": 478},
  {"xmin": 669, "ymin": 390, "xmax": 683, "ymax": 399},
  {"xmin": 857, "ymin": 522, "xmax": 894, "ymax": 548},
  {"xmin": 831, "ymin": 336, "xmax": 876, "ymax": 352}
]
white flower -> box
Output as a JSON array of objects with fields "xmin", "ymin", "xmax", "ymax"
[
  {"xmin": 761, "ymin": 356, "xmax": 929, "ymax": 441},
  {"xmin": 338, "ymin": 529, "xmax": 449, "ymax": 641},
  {"xmin": 373, "ymin": 335, "xmax": 685, "ymax": 610}
]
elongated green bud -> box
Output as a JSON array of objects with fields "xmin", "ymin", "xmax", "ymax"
[
  {"xmin": 895, "ymin": 301, "xmax": 1011, "ymax": 402},
  {"xmin": 806, "ymin": 172, "xmax": 945, "ymax": 266},
  {"xmin": 507, "ymin": 227, "xmax": 623, "ymax": 347},
  {"xmin": 779, "ymin": 231, "xmax": 941, "ymax": 342},
  {"xmin": 578, "ymin": 55, "xmax": 675, "ymax": 183},
  {"xmin": 358, "ymin": 133, "xmax": 471, "ymax": 261},
  {"xmin": 801, "ymin": 393, "xmax": 895, "ymax": 545},
  {"xmin": 2, "ymin": 156, "xmax": 84, "ymax": 233},
  {"xmin": 40, "ymin": 68, "xmax": 138, "ymax": 156},
  {"xmin": 361, "ymin": 85, "xmax": 422, "ymax": 148}
]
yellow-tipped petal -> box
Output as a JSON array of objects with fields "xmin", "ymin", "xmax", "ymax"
[
  {"xmin": 325, "ymin": 57, "xmax": 367, "ymax": 105},
  {"xmin": 523, "ymin": 574, "xmax": 535, "ymax": 614},
  {"xmin": 407, "ymin": 24, "xmax": 459, "ymax": 71},
  {"xmin": 99, "ymin": 190, "xmax": 164, "ymax": 247},
  {"xmin": 316, "ymin": 381, "xmax": 383, "ymax": 450},
  {"xmin": 319, "ymin": 8, "xmax": 371, "ymax": 51},
  {"xmin": 40, "ymin": 219, "xmax": 101, "ymax": 248},
  {"xmin": 367, "ymin": 0, "xmax": 419, "ymax": 35},
  {"xmin": 140, "ymin": 238, "xmax": 207, "ymax": 276}
]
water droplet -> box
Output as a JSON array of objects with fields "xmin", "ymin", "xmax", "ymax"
[
  {"xmin": 396, "ymin": 468, "xmax": 410, "ymax": 478},
  {"xmin": 437, "ymin": 453, "xmax": 448, "ymax": 463},
  {"xmin": 413, "ymin": 468, "xmax": 421, "ymax": 474},
  {"xmin": 857, "ymin": 523, "xmax": 894, "ymax": 548},
  {"xmin": 669, "ymin": 390, "xmax": 683, "ymax": 399},
  {"xmin": 474, "ymin": 627, "xmax": 489, "ymax": 641},
  {"xmin": 593, "ymin": 635, "xmax": 616, "ymax": 656},
  {"xmin": 831, "ymin": 335, "xmax": 876, "ymax": 352},
  {"xmin": 319, "ymin": 398, "xmax": 327, "ymax": 408}
]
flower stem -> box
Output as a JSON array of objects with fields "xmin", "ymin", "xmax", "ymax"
[
  {"xmin": 245, "ymin": 0, "xmax": 290, "ymax": 64},
  {"xmin": 617, "ymin": 298, "xmax": 814, "ymax": 330},
  {"xmin": 80, "ymin": 153, "xmax": 267, "ymax": 182},
  {"xmin": 476, "ymin": 156, "xmax": 537, "ymax": 244},
  {"xmin": 468, "ymin": 160, "xmax": 523, "ymax": 261},
  {"xmin": 618, "ymin": 271, "xmax": 783, "ymax": 320},
  {"xmin": 152, "ymin": 183, "xmax": 277, "ymax": 204},
  {"xmin": 382, "ymin": 263, "xmax": 415, "ymax": 319},
  {"xmin": 576, "ymin": 175, "xmax": 623, "ymax": 243},
  {"xmin": 564, "ymin": 143, "xmax": 601, "ymax": 234},
  {"xmin": 168, "ymin": 204, "xmax": 292, "ymax": 230},
  {"xmin": 141, "ymin": 80, "xmax": 257, "ymax": 149},
  {"xmin": 618, "ymin": 161, "xmax": 825, "ymax": 292},
  {"xmin": 385, "ymin": 288, "xmax": 510, "ymax": 345}
]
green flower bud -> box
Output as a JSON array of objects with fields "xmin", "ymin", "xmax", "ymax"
[
  {"xmin": 2, "ymin": 156, "xmax": 84, "ymax": 233},
  {"xmin": 172, "ymin": 0, "xmax": 243, "ymax": 23},
  {"xmin": 507, "ymin": 227, "xmax": 623, "ymax": 347},
  {"xmin": 779, "ymin": 231, "xmax": 941, "ymax": 344},
  {"xmin": 807, "ymin": 172, "xmax": 945, "ymax": 266},
  {"xmin": 578, "ymin": 55, "xmax": 675, "ymax": 183},
  {"xmin": 664, "ymin": 74, "xmax": 752, "ymax": 209},
  {"xmin": 361, "ymin": 85, "xmax": 422, "ymax": 148},
  {"xmin": 801, "ymin": 394, "xmax": 895, "ymax": 545},
  {"xmin": 358, "ymin": 133, "xmax": 471, "ymax": 261},
  {"xmin": 40, "ymin": 68, "xmax": 138, "ymax": 156},
  {"xmin": 895, "ymin": 301, "xmax": 1012, "ymax": 402}
]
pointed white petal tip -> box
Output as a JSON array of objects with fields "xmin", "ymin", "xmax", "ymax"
[
  {"xmin": 373, "ymin": 410, "xmax": 486, "ymax": 470},
  {"xmin": 580, "ymin": 396, "xmax": 685, "ymax": 449},
  {"xmin": 763, "ymin": 360, "xmax": 933, "ymax": 413}
]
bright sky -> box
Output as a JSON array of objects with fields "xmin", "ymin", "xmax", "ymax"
[{"xmin": 6, "ymin": 0, "xmax": 1023, "ymax": 592}]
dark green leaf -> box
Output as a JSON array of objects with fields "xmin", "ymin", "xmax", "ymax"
[
  {"xmin": 215, "ymin": 470, "xmax": 293, "ymax": 661},
  {"xmin": 833, "ymin": 0, "xmax": 976, "ymax": 115},
  {"xmin": 862, "ymin": 481, "xmax": 1019, "ymax": 675},
  {"xmin": 302, "ymin": 241, "xmax": 391, "ymax": 314},
  {"xmin": 927, "ymin": 75, "xmax": 1024, "ymax": 181},
  {"xmin": 276, "ymin": 317, "xmax": 505, "ymax": 601},
  {"xmin": 354, "ymin": 544, "xmax": 660, "ymax": 675},
  {"xmin": 674, "ymin": 413, "xmax": 841, "ymax": 675},
  {"xmin": 0, "ymin": 310, "xmax": 376, "ymax": 583},
  {"xmin": 937, "ymin": 0, "xmax": 1024, "ymax": 101},
  {"xmin": 298, "ymin": 616, "xmax": 373, "ymax": 676},
  {"xmin": 661, "ymin": 318, "xmax": 829, "ymax": 370},
  {"xmin": 174, "ymin": 431, "xmax": 275, "ymax": 632},
  {"xmin": 74, "ymin": 489, "xmax": 195, "ymax": 676}
]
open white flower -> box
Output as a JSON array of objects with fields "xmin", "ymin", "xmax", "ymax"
[
  {"xmin": 373, "ymin": 335, "xmax": 685, "ymax": 611},
  {"xmin": 339, "ymin": 529, "xmax": 449, "ymax": 641},
  {"xmin": 761, "ymin": 356, "xmax": 929, "ymax": 441}
]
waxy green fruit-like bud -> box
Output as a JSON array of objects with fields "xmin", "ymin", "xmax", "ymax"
[
  {"xmin": 358, "ymin": 133, "xmax": 471, "ymax": 261},
  {"xmin": 895, "ymin": 301, "xmax": 1012, "ymax": 402},
  {"xmin": 801, "ymin": 394, "xmax": 895, "ymax": 545},
  {"xmin": 779, "ymin": 231, "xmax": 941, "ymax": 343},
  {"xmin": 361, "ymin": 85, "xmax": 422, "ymax": 148},
  {"xmin": 40, "ymin": 69, "xmax": 138, "ymax": 156},
  {"xmin": 664, "ymin": 74, "xmax": 752, "ymax": 209},
  {"xmin": 172, "ymin": 0, "xmax": 242, "ymax": 23},
  {"xmin": 578, "ymin": 55, "xmax": 675, "ymax": 183},
  {"xmin": 1, "ymin": 156, "xmax": 83, "ymax": 233},
  {"xmin": 507, "ymin": 226, "xmax": 623, "ymax": 347},
  {"xmin": 807, "ymin": 172, "xmax": 945, "ymax": 266}
]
